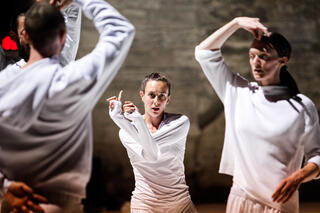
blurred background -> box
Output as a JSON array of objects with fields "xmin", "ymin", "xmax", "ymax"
[{"xmin": 2, "ymin": 0, "xmax": 320, "ymax": 212}]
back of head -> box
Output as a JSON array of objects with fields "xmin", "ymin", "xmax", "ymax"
[{"xmin": 25, "ymin": 2, "xmax": 65, "ymax": 57}]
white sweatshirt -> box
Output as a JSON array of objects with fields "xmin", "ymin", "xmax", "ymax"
[
  {"xmin": 195, "ymin": 47, "xmax": 320, "ymax": 213},
  {"xmin": 0, "ymin": 0, "xmax": 135, "ymax": 206},
  {"xmin": 109, "ymin": 101, "xmax": 194, "ymax": 212}
]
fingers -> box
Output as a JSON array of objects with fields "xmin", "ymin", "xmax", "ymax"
[
  {"xmin": 118, "ymin": 90, "xmax": 123, "ymax": 102},
  {"xmin": 106, "ymin": 96, "xmax": 117, "ymax": 102},
  {"xmin": 123, "ymin": 101, "xmax": 136, "ymax": 113},
  {"xmin": 32, "ymin": 193, "xmax": 48, "ymax": 204},
  {"xmin": 20, "ymin": 184, "xmax": 34, "ymax": 196},
  {"xmin": 272, "ymin": 180, "xmax": 299, "ymax": 203},
  {"xmin": 27, "ymin": 200, "xmax": 45, "ymax": 213}
]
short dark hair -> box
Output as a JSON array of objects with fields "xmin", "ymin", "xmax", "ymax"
[
  {"xmin": 25, "ymin": 2, "xmax": 65, "ymax": 57},
  {"xmin": 141, "ymin": 73, "xmax": 171, "ymax": 96}
]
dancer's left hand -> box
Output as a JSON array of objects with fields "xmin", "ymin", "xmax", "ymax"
[{"xmin": 272, "ymin": 172, "xmax": 303, "ymax": 203}]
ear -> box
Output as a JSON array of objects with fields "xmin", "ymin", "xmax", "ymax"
[
  {"xmin": 22, "ymin": 30, "xmax": 31, "ymax": 44},
  {"xmin": 279, "ymin": 56, "xmax": 288, "ymax": 66},
  {"xmin": 139, "ymin": 91, "xmax": 144, "ymax": 99},
  {"xmin": 166, "ymin": 96, "xmax": 170, "ymax": 105},
  {"xmin": 60, "ymin": 30, "xmax": 66, "ymax": 45}
]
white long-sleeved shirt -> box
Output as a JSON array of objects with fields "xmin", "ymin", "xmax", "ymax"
[
  {"xmin": 0, "ymin": 0, "xmax": 135, "ymax": 206},
  {"xmin": 0, "ymin": 2, "xmax": 82, "ymax": 75},
  {"xmin": 109, "ymin": 101, "xmax": 194, "ymax": 212},
  {"xmin": 195, "ymin": 47, "xmax": 320, "ymax": 213}
]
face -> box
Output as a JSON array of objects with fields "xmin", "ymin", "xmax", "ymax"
[
  {"xmin": 249, "ymin": 45, "xmax": 287, "ymax": 86},
  {"xmin": 140, "ymin": 80, "xmax": 170, "ymax": 118}
]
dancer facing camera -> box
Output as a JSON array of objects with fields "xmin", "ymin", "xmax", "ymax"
[
  {"xmin": 195, "ymin": 17, "xmax": 320, "ymax": 213},
  {"xmin": 0, "ymin": 0, "xmax": 135, "ymax": 212},
  {"xmin": 107, "ymin": 73, "xmax": 197, "ymax": 213}
]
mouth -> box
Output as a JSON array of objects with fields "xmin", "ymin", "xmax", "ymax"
[{"xmin": 152, "ymin": 107, "xmax": 160, "ymax": 112}]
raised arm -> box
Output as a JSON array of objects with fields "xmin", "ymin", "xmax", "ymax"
[
  {"xmin": 198, "ymin": 17, "xmax": 269, "ymax": 50},
  {"xmin": 107, "ymin": 91, "xmax": 159, "ymax": 161},
  {"xmin": 59, "ymin": 2, "xmax": 82, "ymax": 66}
]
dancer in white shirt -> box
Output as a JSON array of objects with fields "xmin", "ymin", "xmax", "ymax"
[
  {"xmin": 195, "ymin": 17, "xmax": 320, "ymax": 213},
  {"xmin": 0, "ymin": 0, "xmax": 135, "ymax": 212},
  {"xmin": 107, "ymin": 73, "xmax": 197, "ymax": 213}
]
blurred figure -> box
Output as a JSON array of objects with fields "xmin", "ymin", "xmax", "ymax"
[{"xmin": 0, "ymin": 0, "xmax": 135, "ymax": 212}]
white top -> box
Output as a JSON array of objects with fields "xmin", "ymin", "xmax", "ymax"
[
  {"xmin": 109, "ymin": 101, "xmax": 193, "ymax": 211},
  {"xmin": 0, "ymin": 0, "xmax": 135, "ymax": 206},
  {"xmin": 195, "ymin": 47, "xmax": 320, "ymax": 213}
]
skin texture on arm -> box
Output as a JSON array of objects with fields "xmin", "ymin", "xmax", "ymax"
[
  {"xmin": 272, "ymin": 162, "xmax": 320, "ymax": 203},
  {"xmin": 198, "ymin": 17, "xmax": 269, "ymax": 50}
]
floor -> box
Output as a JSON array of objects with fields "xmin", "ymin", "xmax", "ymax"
[{"xmin": 102, "ymin": 202, "xmax": 320, "ymax": 213}]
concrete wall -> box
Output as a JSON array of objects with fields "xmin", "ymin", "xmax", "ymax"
[{"xmin": 76, "ymin": 0, "xmax": 320, "ymax": 209}]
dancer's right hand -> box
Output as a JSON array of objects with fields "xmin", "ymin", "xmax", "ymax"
[
  {"xmin": 106, "ymin": 90, "xmax": 123, "ymax": 111},
  {"xmin": 5, "ymin": 182, "xmax": 48, "ymax": 213}
]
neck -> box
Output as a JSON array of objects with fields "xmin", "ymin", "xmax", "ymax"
[
  {"xmin": 144, "ymin": 113, "xmax": 164, "ymax": 132},
  {"xmin": 22, "ymin": 45, "xmax": 44, "ymax": 69}
]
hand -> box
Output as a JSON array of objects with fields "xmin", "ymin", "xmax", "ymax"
[
  {"xmin": 123, "ymin": 101, "xmax": 138, "ymax": 114},
  {"xmin": 36, "ymin": 0, "xmax": 73, "ymax": 9},
  {"xmin": 106, "ymin": 90, "xmax": 123, "ymax": 111},
  {"xmin": 272, "ymin": 172, "xmax": 303, "ymax": 203},
  {"xmin": 5, "ymin": 182, "xmax": 48, "ymax": 213},
  {"xmin": 234, "ymin": 17, "xmax": 270, "ymax": 39}
]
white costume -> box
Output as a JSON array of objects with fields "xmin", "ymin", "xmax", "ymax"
[
  {"xmin": 109, "ymin": 101, "xmax": 197, "ymax": 213},
  {"xmin": 0, "ymin": 0, "xmax": 135, "ymax": 211},
  {"xmin": 195, "ymin": 47, "xmax": 320, "ymax": 213}
]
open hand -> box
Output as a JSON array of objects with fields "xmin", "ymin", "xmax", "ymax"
[
  {"xmin": 272, "ymin": 172, "xmax": 303, "ymax": 203},
  {"xmin": 5, "ymin": 182, "xmax": 48, "ymax": 213}
]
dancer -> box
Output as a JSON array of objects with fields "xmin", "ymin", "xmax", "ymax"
[
  {"xmin": 107, "ymin": 73, "xmax": 197, "ymax": 213},
  {"xmin": 0, "ymin": 0, "xmax": 81, "ymax": 72},
  {"xmin": 0, "ymin": 0, "xmax": 135, "ymax": 212},
  {"xmin": 195, "ymin": 17, "xmax": 320, "ymax": 213}
]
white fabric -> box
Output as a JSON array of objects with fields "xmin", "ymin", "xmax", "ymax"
[
  {"xmin": 0, "ymin": 0, "xmax": 135, "ymax": 208},
  {"xmin": 226, "ymin": 184, "xmax": 281, "ymax": 213},
  {"xmin": 109, "ymin": 101, "xmax": 197, "ymax": 213},
  {"xmin": 195, "ymin": 47, "xmax": 320, "ymax": 213}
]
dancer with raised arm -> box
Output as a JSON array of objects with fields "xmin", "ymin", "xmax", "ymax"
[
  {"xmin": 195, "ymin": 17, "xmax": 320, "ymax": 213},
  {"xmin": 0, "ymin": 0, "xmax": 135, "ymax": 212},
  {"xmin": 107, "ymin": 73, "xmax": 197, "ymax": 213}
]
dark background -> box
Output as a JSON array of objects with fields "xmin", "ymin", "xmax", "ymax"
[{"xmin": 2, "ymin": 0, "xmax": 320, "ymax": 211}]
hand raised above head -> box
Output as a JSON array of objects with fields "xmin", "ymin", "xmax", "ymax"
[{"xmin": 233, "ymin": 17, "xmax": 270, "ymax": 40}]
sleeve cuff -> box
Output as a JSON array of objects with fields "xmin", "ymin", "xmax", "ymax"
[
  {"xmin": 307, "ymin": 155, "xmax": 320, "ymax": 179},
  {"xmin": 3, "ymin": 179, "xmax": 12, "ymax": 194},
  {"xmin": 194, "ymin": 45, "xmax": 222, "ymax": 62}
]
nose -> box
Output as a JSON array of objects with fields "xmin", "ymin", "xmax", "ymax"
[{"xmin": 252, "ymin": 55, "xmax": 261, "ymax": 65}]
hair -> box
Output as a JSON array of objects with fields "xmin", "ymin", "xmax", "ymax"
[
  {"xmin": 252, "ymin": 32, "xmax": 299, "ymax": 95},
  {"xmin": 24, "ymin": 2, "xmax": 65, "ymax": 57},
  {"xmin": 140, "ymin": 73, "xmax": 171, "ymax": 96}
]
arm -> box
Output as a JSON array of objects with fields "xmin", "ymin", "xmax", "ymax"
[
  {"xmin": 198, "ymin": 17, "xmax": 269, "ymax": 50},
  {"xmin": 59, "ymin": 2, "xmax": 82, "ymax": 66},
  {"xmin": 49, "ymin": 0, "xmax": 135, "ymax": 107},
  {"xmin": 272, "ymin": 101, "xmax": 320, "ymax": 203},
  {"xmin": 195, "ymin": 17, "xmax": 268, "ymax": 103},
  {"xmin": 107, "ymin": 92, "xmax": 159, "ymax": 161}
]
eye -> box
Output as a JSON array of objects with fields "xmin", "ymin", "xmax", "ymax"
[
  {"xmin": 249, "ymin": 54, "xmax": 254, "ymax": 59},
  {"xmin": 149, "ymin": 92, "xmax": 155, "ymax": 98},
  {"xmin": 258, "ymin": 54, "xmax": 269, "ymax": 60}
]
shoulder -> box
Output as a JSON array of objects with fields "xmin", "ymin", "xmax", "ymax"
[
  {"xmin": 163, "ymin": 113, "xmax": 190, "ymax": 126},
  {"xmin": 296, "ymin": 94, "xmax": 318, "ymax": 124}
]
